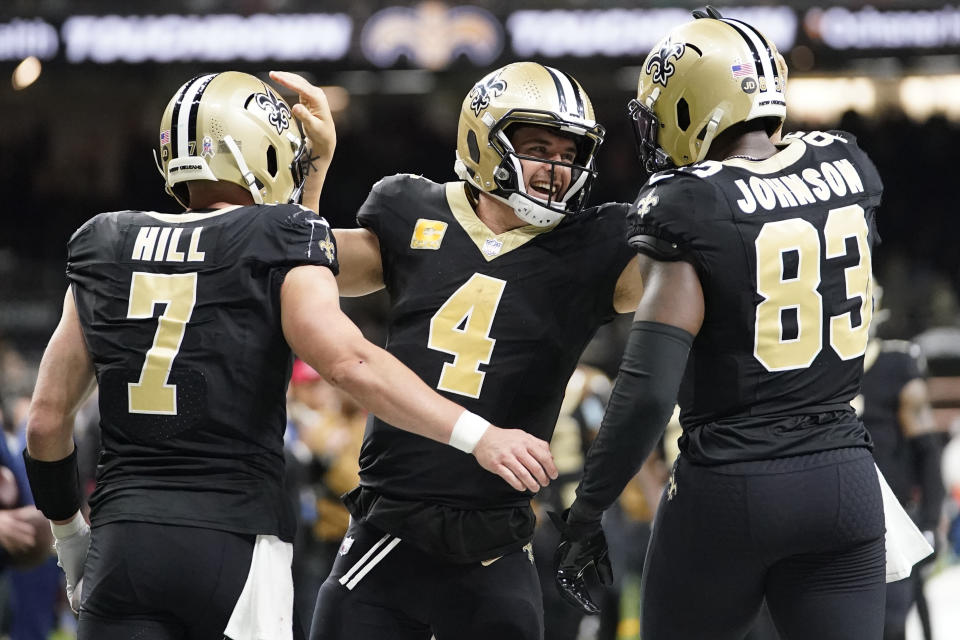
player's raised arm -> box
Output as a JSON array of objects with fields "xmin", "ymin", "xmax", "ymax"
[
  {"xmin": 280, "ymin": 264, "xmax": 557, "ymax": 492},
  {"xmin": 269, "ymin": 70, "xmax": 336, "ymax": 213}
]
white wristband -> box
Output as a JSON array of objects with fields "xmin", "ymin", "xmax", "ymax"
[
  {"xmin": 449, "ymin": 410, "xmax": 490, "ymax": 454},
  {"xmin": 50, "ymin": 510, "xmax": 86, "ymax": 540}
]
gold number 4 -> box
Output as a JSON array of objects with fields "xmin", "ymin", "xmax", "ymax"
[
  {"xmin": 428, "ymin": 273, "xmax": 507, "ymax": 398},
  {"xmin": 127, "ymin": 272, "xmax": 198, "ymax": 414},
  {"xmin": 754, "ymin": 204, "xmax": 873, "ymax": 371}
]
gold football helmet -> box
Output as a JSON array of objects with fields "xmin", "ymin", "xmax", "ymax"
[
  {"xmin": 156, "ymin": 71, "xmax": 307, "ymax": 208},
  {"xmin": 454, "ymin": 62, "xmax": 605, "ymax": 227},
  {"xmin": 628, "ymin": 14, "xmax": 787, "ymax": 172}
]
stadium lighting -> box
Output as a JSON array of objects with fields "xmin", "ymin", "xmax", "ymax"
[
  {"xmin": 785, "ymin": 77, "xmax": 877, "ymax": 124},
  {"xmin": 12, "ymin": 55, "xmax": 42, "ymax": 90}
]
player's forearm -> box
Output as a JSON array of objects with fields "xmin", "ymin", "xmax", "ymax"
[
  {"xmin": 25, "ymin": 404, "xmax": 76, "ymax": 461},
  {"xmin": 572, "ymin": 321, "xmax": 691, "ymax": 522},
  {"xmin": 26, "ymin": 288, "xmax": 95, "ymax": 462},
  {"xmin": 299, "ymin": 161, "xmax": 329, "ymax": 214},
  {"xmin": 324, "ymin": 344, "xmax": 468, "ymax": 446}
]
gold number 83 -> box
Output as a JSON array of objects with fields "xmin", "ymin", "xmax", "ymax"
[{"xmin": 754, "ymin": 204, "xmax": 873, "ymax": 371}]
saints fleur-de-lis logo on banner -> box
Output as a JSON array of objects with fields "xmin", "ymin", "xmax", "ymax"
[
  {"xmin": 646, "ymin": 38, "xmax": 686, "ymax": 87},
  {"xmin": 470, "ymin": 74, "xmax": 507, "ymax": 116},
  {"xmin": 361, "ymin": 2, "xmax": 503, "ymax": 71},
  {"xmin": 254, "ymin": 89, "xmax": 291, "ymax": 134}
]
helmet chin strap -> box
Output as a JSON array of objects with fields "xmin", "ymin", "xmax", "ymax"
[
  {"xmin": 504, "ymin": 153, "xmax": 569, "ymax": 226},
  {"xmin": 696, "ymin": 108, "xmax": 725, "ymax": 163},
  {"xmin": 153, "ymin": 149, "xmax": 189, "ymax": 209},
  {"xmin": 223, "ymin": 135, "xmax": 263, "ymax": 205},
  {"xmin": 501, "ymin": 193, "xmax": 564, "ymax": 227}
]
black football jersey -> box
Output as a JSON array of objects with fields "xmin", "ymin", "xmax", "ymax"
[
  {"xmin": 354, "ymin": 175, "xmax": 631, "ymax": 525},
  {"xmin": 67, "ymin": 204, "xmax": 338, "ymax": 541},
  {"xmin": 630, "ymin": 130, "xmax": 883, "ymax": 464},
  {"xmin": 861, "ymin": 340, "xmax": 925, "ymax": 504}
]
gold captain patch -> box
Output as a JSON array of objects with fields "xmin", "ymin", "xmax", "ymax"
[{"xmin": 411, "ymin": 218, "xmax": 448, "ymax": 250}]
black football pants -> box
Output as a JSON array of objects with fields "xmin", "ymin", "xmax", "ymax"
[
  {"xmin": 77, "ymin": 522, "xmax": 304, "ymax": 640},
  {"xmin": 641, "ymin": 447, "xmax": 886, "ymax": 640},
  {"xmin": 310, "ymin": 518, "xmax": 544, "ymax": 640}
]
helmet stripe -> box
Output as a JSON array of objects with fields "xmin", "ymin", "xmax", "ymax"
[
  {"xmin": 720, "ymin": 19, "xmax": 781, "ymax": 102},
  {"xmin": 560, "ymin": 70, "xmax": 585, "ymax": 118},
  {"xmin": 543, "ymin": 65, "xmax": 568, "ymax": 115},
  {"xmin": 731, "ymin": 19, "xmax": 783, "ymax": 87},
  {"xmin": 172, "ymin": 73, "xmax": 217, "ymax": 159}
]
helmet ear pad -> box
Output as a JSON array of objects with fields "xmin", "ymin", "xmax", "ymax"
[
  {"xmin": 454, "ymin": 62, "xmax": 605, "ymax": 226},
  {"xmin": 157, "ymin": 71, "xmax": 306, "ymax": 207}
]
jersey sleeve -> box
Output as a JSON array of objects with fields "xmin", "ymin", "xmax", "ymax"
[
  {"xmin": 66, "ymin": 212, "xmax": 124, "ymax": 288},
  {"xmin": 830, "ymin": 129, "xmax": 884, "ymax": 210},
  {"xmin": 582, "ymin": 202, "xmax": 636, "ymax": 316},
  {"xmin": 625, "ymin": 172, "xmax": 715, "ymax": 273},
  {"xmin": 355, "ymin": 174, "xmax": 427, "ymax": 276},
  {"xmin": 253, "ymin": 204, "xmax": 339, "ymax": 275},
  {"xmin": 356, "ymin": 174, "xmax": 417, "ymax": 236}
]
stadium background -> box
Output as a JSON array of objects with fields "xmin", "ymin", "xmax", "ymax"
[{"xmin": 1, "ymin": 1, "xmax": 959, "ymax": 638}]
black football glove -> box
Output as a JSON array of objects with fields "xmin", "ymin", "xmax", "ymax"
[{"xmin": 549, "ymin": 509, "xmax": 613, "ymax": 615}]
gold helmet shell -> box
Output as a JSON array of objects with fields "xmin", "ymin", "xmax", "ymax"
[
  {"xmin": 454, "ymin": 62, "xmax": 606, "ymax": 227},
  {"xmin": 628, "ymin": 16, "xmax": 787, "ymax": 172},
  {"xmin": 156, "ymin": 71, "xmax": 306, "ymax": 208}
]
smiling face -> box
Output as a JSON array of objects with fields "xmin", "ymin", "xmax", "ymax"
[{"xmin": 508, "ymin": 125, "xmax": 578, "ymax": 203}]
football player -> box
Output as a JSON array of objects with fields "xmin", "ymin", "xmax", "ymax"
[
  {"xmin": 276, "ymin": 62, "xmax": 643, "ymax": 640},
  {"xmin": 860, "ymin": 332, "xmax": 943, "ymax": 640},
  {"xmin": 553, "ymin": 8, "xmax": 929, "ymax": 639},
  {"xmin": 22, "ymin": 71, "xmax": 555, "ymax": 640}
]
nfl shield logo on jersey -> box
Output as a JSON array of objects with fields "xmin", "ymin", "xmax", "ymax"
[
  {"xmin": 338, "ymin": 536, "xmax": 355, "ymax": 556},
  {"xmin": 482, "ymin": 237, "xmax": 503, "ymax": 257}
]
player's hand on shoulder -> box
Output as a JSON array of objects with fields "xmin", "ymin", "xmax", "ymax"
[{"xmin": 472, "ymin": 426, "xmax": 558, "ymax": 492}]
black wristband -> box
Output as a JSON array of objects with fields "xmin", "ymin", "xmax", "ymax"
[{"xmin": 22, "ymin": 448, "xmax": 82, "ymax": 521}]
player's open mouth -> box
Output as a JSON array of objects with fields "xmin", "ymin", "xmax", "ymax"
[{"xmin": 530, "ymin": 180, "xmax": 558, "ymax": 198}]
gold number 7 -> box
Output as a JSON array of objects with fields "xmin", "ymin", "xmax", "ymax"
[{"xmin": 126, "ymin": 272, "xmax": 198, "ymax": 414}]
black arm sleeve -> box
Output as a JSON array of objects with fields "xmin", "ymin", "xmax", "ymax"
[
  {"xmin": 569, "ymin": 321, "xmax": 693, "ymax": 523},
  {"xmin": 911, "ymin": 432, "xmax": 946, "ymax": 531}
]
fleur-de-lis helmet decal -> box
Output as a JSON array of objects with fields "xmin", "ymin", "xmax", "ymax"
[
  {"xmin": 254, "ymin": 88, "xmax": 292, "ymax": 134},
  {"xmin": 469, "ymin": 74, "xmax": 507, "ymax": 116},
  {"xmin": 645, "ymin": 38, "xmax": 686, "ymax": 87}
]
